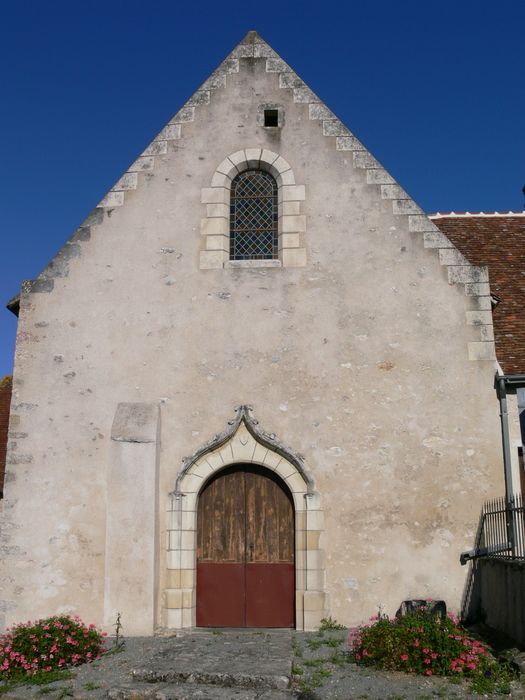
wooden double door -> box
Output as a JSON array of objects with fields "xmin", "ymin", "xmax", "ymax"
[{"xmin": 196, "ymin": 464, "xmax": 295, "ymax": 627}]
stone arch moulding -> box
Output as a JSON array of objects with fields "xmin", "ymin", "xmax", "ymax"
[
  {"xmin": 199, "ymin": 149, "xmax": 307, "ymax": 270},
  {"xmin": 163, "ymin": 405, "xmax": 327, "ymax": 631}
]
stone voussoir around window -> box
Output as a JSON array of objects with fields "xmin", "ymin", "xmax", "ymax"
[{"xmin": 200, "ymin": 148, "xmax": 306, "ymax": 269}]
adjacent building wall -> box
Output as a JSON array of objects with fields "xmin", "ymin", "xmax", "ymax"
[{"xmin": 0, "ymin": 36, "xmax": 505, "ymax": 633}]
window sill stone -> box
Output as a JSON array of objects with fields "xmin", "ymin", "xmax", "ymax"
[{"xmin": 224, "ymin": 260, "xmax": 282, "ymax": 269}]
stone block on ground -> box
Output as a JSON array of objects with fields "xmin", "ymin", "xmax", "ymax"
[{"xmin": 395, "ymin": 599, "xmax": 447, "ymax": 618}]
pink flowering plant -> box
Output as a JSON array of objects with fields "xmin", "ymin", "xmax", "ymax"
[
  {"xmin": 0, "ymin": 615, "xmax": 107, "ymax": 680},
  {"xmin": 349, "ymin": 608, "xmax": 514, "ymax": 693}
]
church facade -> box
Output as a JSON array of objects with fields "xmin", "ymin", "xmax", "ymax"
[{"xmin": 1, "ymin": 31, "xmax": 519, "ymax": 635}]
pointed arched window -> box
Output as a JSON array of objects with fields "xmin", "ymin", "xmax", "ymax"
[{"xmin": 230, "ymin": 170, "xmax": 278, "ymax": 260}]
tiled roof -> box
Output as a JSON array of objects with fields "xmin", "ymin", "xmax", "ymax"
[
  {"xmin": 430, "ymin": 212, "xmax": 525, "ymax": 374},
  {"xmin": 430, "ymin": 212, "xmax": 525, "ymax": 218}
]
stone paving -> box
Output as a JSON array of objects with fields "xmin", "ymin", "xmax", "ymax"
[
  {"xmin": 0, "ymin": 630, "xmax": 295, "ymax": 699},
  {"xmin": 1, "ymin": 629, "xmax": 524, "ymax": 699}
]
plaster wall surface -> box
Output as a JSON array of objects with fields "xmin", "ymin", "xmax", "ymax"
[{"xmin": 0, "ymin": 49, "xmax": 504, "ymax": 632}]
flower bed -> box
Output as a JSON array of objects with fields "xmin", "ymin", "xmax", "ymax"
[
  {"xmin": 349, "ymin": 608, "xmax": 515, "ymax": 694},
  {"xmin": 0, "ymin": 615, "xmax": 106, "ymax": 680}
]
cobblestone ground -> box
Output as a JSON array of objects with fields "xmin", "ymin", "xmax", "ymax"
[{"xmin": 0, "ymin": 629, "xmax": 523, "ymax": 699}]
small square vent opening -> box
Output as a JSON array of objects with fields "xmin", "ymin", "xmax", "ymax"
[{"xmin": 264, "ymin": 109, "xmax": 279, "ymax": 127}]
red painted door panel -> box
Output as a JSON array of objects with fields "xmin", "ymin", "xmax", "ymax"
[
  {"xmin": 196, "ymin": 464, "xmax": 294, "ymax": 627},
  {"xmin": 245, "ymin": 563, "xmax": 295, "ymax": 627},
  {"xmin": 196, "ymin": 563, "xmax": 245, "ymax": 627}
]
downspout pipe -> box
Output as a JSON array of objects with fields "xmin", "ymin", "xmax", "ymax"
[
  {"xmin": 495, "ymin": 374, "xmax": 515, "ymax": 507},
  {"xmin": 495, "ymin": 372, "xmax": 525, "ymax": 557}
]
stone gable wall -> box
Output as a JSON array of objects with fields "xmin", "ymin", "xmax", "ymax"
[{"xmin": 0, "ymin": 36, "xmax": 505, "ymax": 634}]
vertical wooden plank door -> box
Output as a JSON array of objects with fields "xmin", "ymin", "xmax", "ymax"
[{"xmin": 196, "ymin": 464, "xmax": 295, "ymax": 627}]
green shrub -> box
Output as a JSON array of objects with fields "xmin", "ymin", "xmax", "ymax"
[
  {"xmin": 348, "ymin": 608, "xmax": 515, "ymax": 693},
  {"xmin": 0, "ymin": 615, "xmax": 106, "ymax": 680},
  {"xmin": 319, "ymin": 616, "xmax": 345, "ymax": 631}
]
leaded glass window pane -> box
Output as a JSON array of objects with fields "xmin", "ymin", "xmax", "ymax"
[{"xmin": 230, "ymin": 170, "xmax": 278, "ymax": 260}]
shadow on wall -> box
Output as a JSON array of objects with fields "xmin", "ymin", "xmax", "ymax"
[
  {"xmin": 461, "ymin": 505, "xmax": 525, "ymax": 649},
  {"xmin": 0, "ymin": 376, "xmax": 13, "ymax": 499},
  {"xmin": 460, "ymin": 508, "xmax": 484, "ymax": 626}
]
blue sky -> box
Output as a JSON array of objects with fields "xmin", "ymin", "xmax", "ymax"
[{"xmin": 1, "ymin": 0, "xmax": 524, "ymax": 377}]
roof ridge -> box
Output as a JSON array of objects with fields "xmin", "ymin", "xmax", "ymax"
[{"xmin": 429, "ymin": 211, "xmax": 525, "ymax": 218}]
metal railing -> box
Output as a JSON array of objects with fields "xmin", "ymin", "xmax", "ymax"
[{"xmin": 461, "ymin": 494, "xmax": 525, "ymax": 564}]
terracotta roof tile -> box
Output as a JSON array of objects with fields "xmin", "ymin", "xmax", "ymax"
[{"xmin": 431, "ymin": 214, "xmax": 525, "ymax": 374}]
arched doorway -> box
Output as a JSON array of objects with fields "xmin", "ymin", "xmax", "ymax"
[
  {"xmin": 196, "ymin": 464, "xmax": 295, "ymax": 627},
  {"xmin": 164, "ymin": 406, "xmax": 327, "ymax": 631}
]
